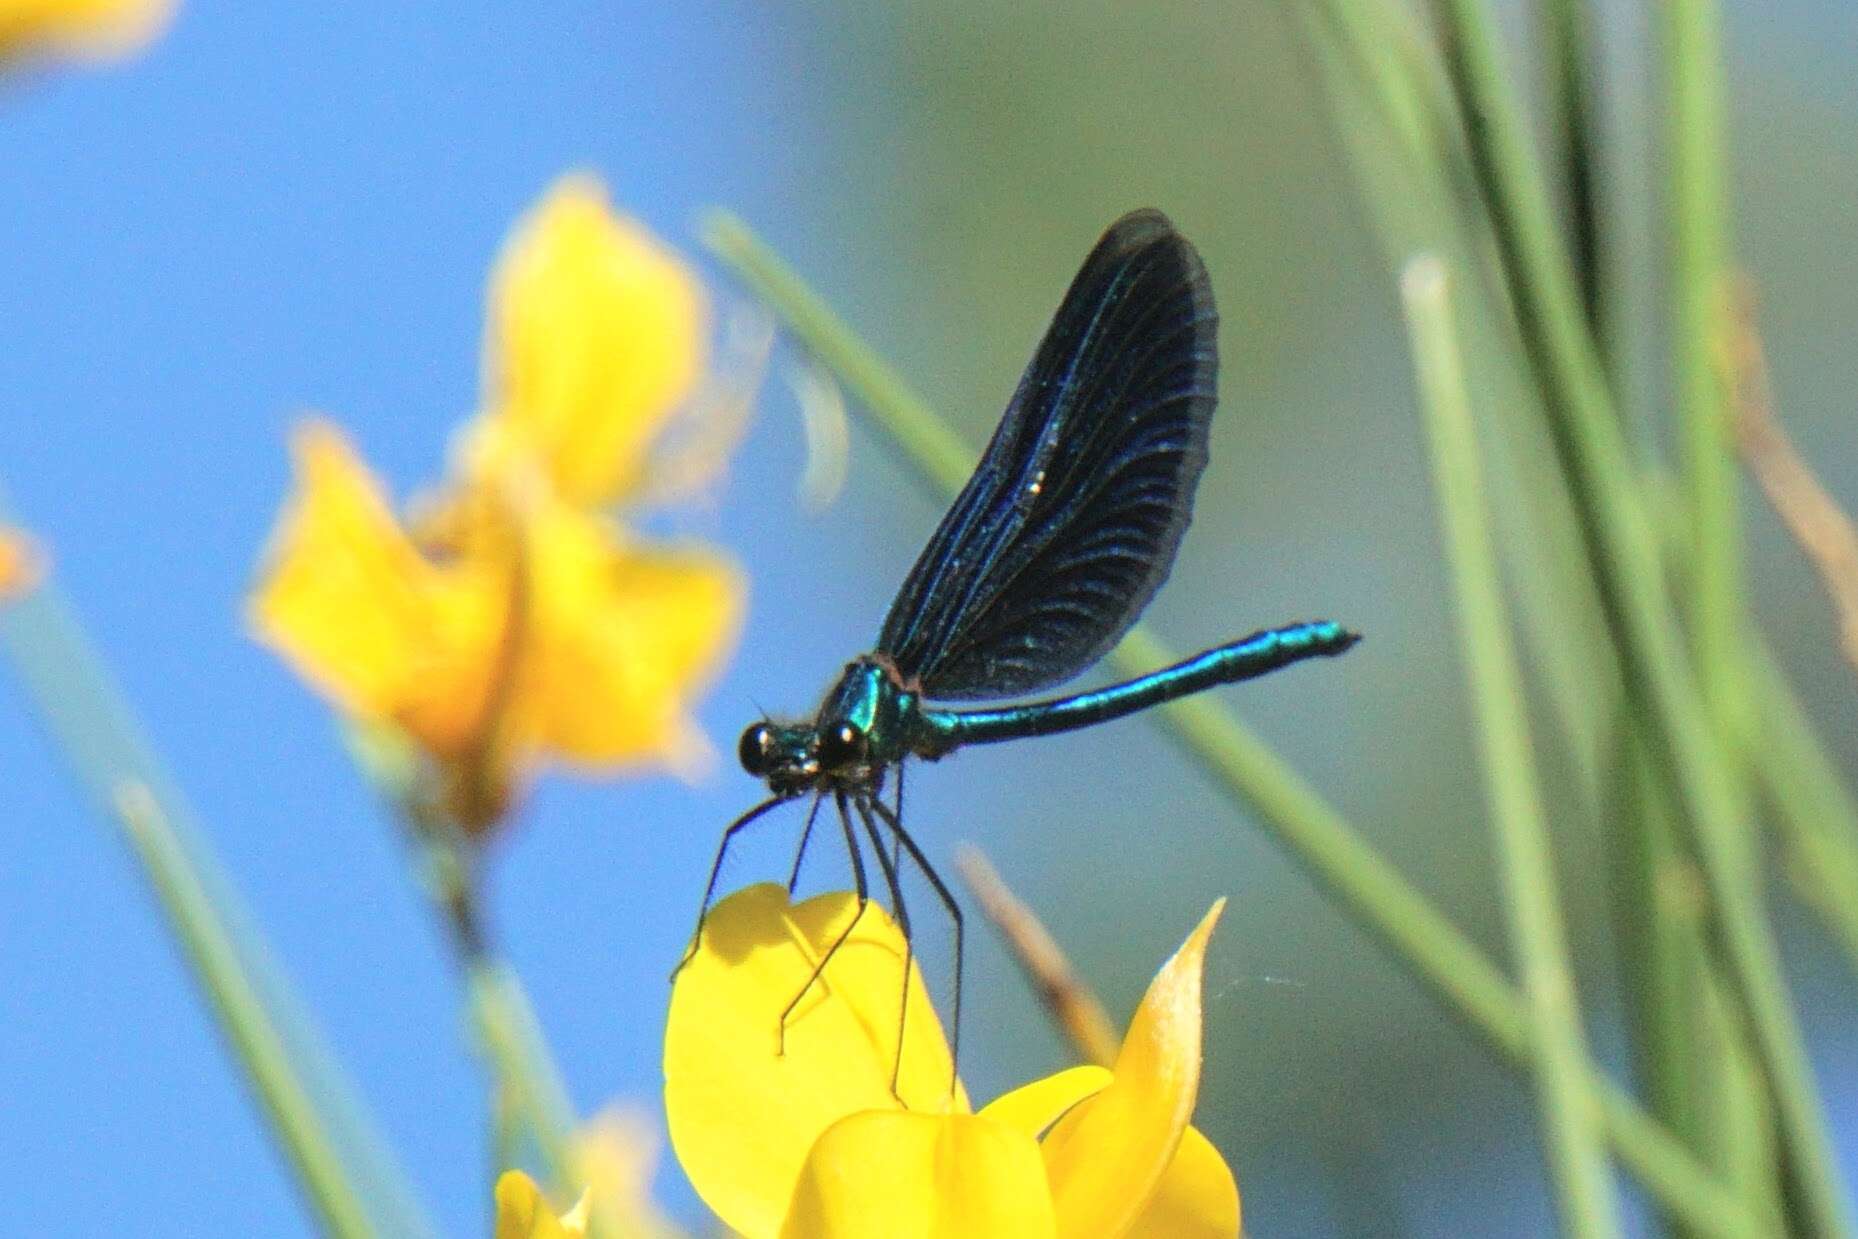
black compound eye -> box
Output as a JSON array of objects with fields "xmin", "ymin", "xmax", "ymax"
[
  {"xmin": 817, "ymin": 722, "xmax": 868, "ymax": 770},
  {"xmin": 738, "ymin": 724, "xmax": 776, "ymax": 776}
]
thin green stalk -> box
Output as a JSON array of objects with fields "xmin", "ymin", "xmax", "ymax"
[
  {"xmin": 1404, "ymin": 256, "xmax": 1621, "ymax": 1238},
  {"xmin": 701, "ymin": 213, "xmax": 1767, "ymax": 1238},
  {"xmin": 1612, "ymin": 729, "xmax": 1705, "ymax": 1146},
  {"xmin": 357, "ymin": 733, "xmax": 588, "ymax": 1206},
  {"xmin": 466, "ymin": 960, "xmax": 581, "ymax": 1194},
  {"xmin": 420, "ymin": 833, "xmax": 589, "ymax": 1216},
  {"xmin": 113, "ymin": 785, "xmax": 376, "ymax": 1239},
  {"xmin": 1665, "ymin": 31, "xmax": 1768, "ymax": 1211},
  {"xmin": 0, "ymin": 574, "xmax": 432, "ymax": 1238},
  {"xmin": 492, "ymin": 1081, "xmax": 523, "ymax": 1201},
  {"xmin": 1667, "ymin": 0, "xmax": 1747, "ymax": 780},
  {"xmin": 1298, "ymin": 0, "xmax": 1622, "ymax": 822},
  {"xmin": 1650, "ymin": 467, "xmax": 1858, "ymax": 983},
  {"xmin": 1749, "ymin": 643, "xmax": 1858, "ymax": 970},
  {"xmin": 1539, "ymin": 0, "xmax": 1607, "ymax": 355},
  {"xmin": 1623, "ymin": 508, "xmax": 1765, "ymax": 1239},
  {"xmin": 1306, "ymin": 2, "xmax": 1810, "ymax": 1226},
  {"xmin": 1423, "ymin": 0, "xmax": 1850, "ymax": 1227}
]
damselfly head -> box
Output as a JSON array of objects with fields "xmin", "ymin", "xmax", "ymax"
[
  {"xmin": 737, "ymin": 720, "xmax": 819, "ymax": 794},
  {"xmin": 737, "ymin": 712, "xmax": 882, "ymax": 794}
]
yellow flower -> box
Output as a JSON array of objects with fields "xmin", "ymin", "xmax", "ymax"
[
  {"xmin": 0, "ymin": 0, "xmax": 173, "ymax": 62},
  {"xmin": 250, "ymin": 420, "xmax": 742, "ymax": 827},
  {"xmin": 573, "ymin": 1106, "xmax": 688, "ymax": 1239},
  {"xmin": 494, "ymin": 1172, "xmax": 591, "ymax": 1239},
  {"xmin": 664, "ymin": 884, "xmax": 1240, "ymax": 1238},
  {"xmin": 0, "ymin": 525, "xmax": 44, "ymax": 600},
  {"xmin": 464, "ymin": 174, "xmax": 708, "ymax": 508},
  {"xmin": 250, "ymin": 176, "xmax": 744, "ymax": 832},
  {"xmin": 493, "ymin": 1108, "xmax": 689, "ymax": 1239}
]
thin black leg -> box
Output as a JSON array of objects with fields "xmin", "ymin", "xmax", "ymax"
[
  {"xmin": 867, "ymin": 796, "xmax": 962, "ymax": 1097},
  {"xmin": 785, "ymin": 792, "xmax": 826, "ymax": 893},
  {"xmin": 890, "ymin": 763, "xmax": 906, "ymax": 876},
  {"xmin": 854, "ymin": 795, "xmax": 912, "ymax": 1098},
  {"xmin": 779, "ymin": 790, "xmax": 868, "ymax": 1053},
  {"xmin": 674, "ymin": 795, "xmax": 790, "ymax": 976}
]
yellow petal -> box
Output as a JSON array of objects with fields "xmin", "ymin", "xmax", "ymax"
[
  {"xmin": 0, "ymin": 525, "xmax": 45, "ymax": 600},
  {"xmin": 976, "ymin": 1065, "xmax": 1110, "ymax": 1140},
  {"xmin": 665, "ymin": 884, "xmax": 968, "ymax": 1239},
  {"xmin": 248, "ymin": 421, "xmax": 508, "ymax": 758},
  {"xmin": 517, "ymin": 504, "xmax": 743, "ymax": 775},
  {"xmin": 1123, "ymin": 1126, "xmax": 1241, "ymax": 1239},
  {"xmin": 780, "ymin": 1111, "xmax": 1056, "ymax": 1239},
  {"xmin": 0, "ymin": 0, "xmax": 174, "ymax": 62},
  {"xmin": 493, "ymin": 1171, "xmax": 588, "ymax": 1239},
  {"xmin": 474, "ymin": 173, "xmax": 707, "ymax": 506},
  {"xmin": 1041, "ymin": 900, "xmax": 1225, "ymax": 1239}
]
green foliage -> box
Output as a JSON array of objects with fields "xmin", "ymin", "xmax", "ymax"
[{"xmin": 707, "ymin": 0, "xmax": 1858, "ymax": 1229}]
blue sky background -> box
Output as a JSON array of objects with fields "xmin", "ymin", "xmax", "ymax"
[{"xmin": 3, "ymin": 1, "xmax": 1858, "ymax": 1235}]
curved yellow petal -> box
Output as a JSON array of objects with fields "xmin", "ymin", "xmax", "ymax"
[
  {"xmin": 1041, "ymin": 899, "xmax": 1224, "ymax": 1239},
  {"xmin": 976, "ymin": 1065, "xmax": 1110, "ymax": 1140},
  {"xmin": 664, "ymin": 884, "xmax": 967, "ymax": 1239},
  {"xmin": 519, "ymin": 504, "xmax": 743, "ymax": 776},
  {"xmin": 476, "ymin": 173, "xmax": 707, "ymax": 506},
  {"xmin": 493, "ymin": 1171, "xmax": 588, "ymax": 1239},
  {"xmin": 780, "ymin": 1110, "xmax": 1056, "ymax": 1239},
  {"xmin": 0, "ymin": 0, "xmax": 174, "ymax": 62},
  {"xmin": 1123, "ymin": 1125, "xmax": 1240, "ymax": 1239},
  {"xmin": 249, "ymin": 421, "xmax": 509, "ymax": 758}
]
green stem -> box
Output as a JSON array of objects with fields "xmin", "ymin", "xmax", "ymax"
[
  {"xmin": 1663, "ymin": 25, "xmax": 1778, "ymax": 1211},
  {"xmin": 1299, "ymin": 0, "xmax": 1623, "ymax": 829},
  {"xmin": 1749, "ymin": 643, "xmax": 1858, "ymax": 971},
  {"xmin": 1404, "ymin": 256, "xmax": 1621, "ymax": 1238},
  {"xmin": 702, "ymin": 213, "xmax": 1767, "ymax": 1238},
  {"xmin": 1539, "ymin": 0, "xmax": 1607, "ymax": 356},
  {"xmin": 1424, "ymin": 0, "xmax": 1850, "ymax": 1227},
  {"xmin": 1666, "ymin": 35, "xmax": 1766, "ymax": 1213},
  {"xmin": 1668, "ymin": 0, "xmax": 1746, "ymax": 758},
  {"xmin": 0, "ymin": 576, "xmax": 431, "ymax": 1238},
  {"xmin": 1613, "ymin": 728, "xmax": 1706, "ymax": 1155},
  {"xmin": 363, "ymin": 740, "xmax": 587, "ymax": 1206},
  {"xmin": 466, "ymin": 960, "xmax": 581, "ymax": 1197},
  {"xmin": 114, "ymin": 785, "xmax": 378, "ymax": 1239}
]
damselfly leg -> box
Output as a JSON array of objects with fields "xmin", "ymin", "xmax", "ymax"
[
  {"xmin": 778, "ymin": 790, "xmax": 869, "ymax": 1054},
  {"xmin": 675, "ymin": 794, "xmax": 789, "ymax": 976},
  {"xmin": 868, "ymin": 794, "xmax": 962, "ymax": 1093},
  {"xmin": 890, "ymin": 763, "xmax": 906, "ymax": 875},
  {"xmin": 785, "ymin": 792, "xmax": 826, "ymax": 893},
  {"xmin": 853, "ymin": 795, "xmax": 913, "ymax": 1098}
]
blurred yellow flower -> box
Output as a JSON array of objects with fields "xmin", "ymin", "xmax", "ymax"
[
  {"xmin": 493, "ymin": 1107, "xmax": 688, "ymax": 1239},
  {"xmin": 494, "ymin": 1171, "xmax": 591, "ymax": 1239},
  {"xmin": 573, "ymin": 1106, "xmax": 689, "ymax": 1239},
  {"xmin": 663, "ymin": 884, "xmax": 1239, "ymax": 1239},
  {"xmin": 250, "ymin": 174, "xmax": 745, "ymax": 834},
  {"xmin": 0, "ymin": 525, "xmax": 44, "ymax": 600},
  {"xmin": 464, "ymin": 174, "xmax": 708, "ymax": 507},
  {"xmin": 0, "ymin": 0, "xmax": 173, "ymax": 62},
  {"xmin": 250, "ymin": 420, "xmax": 742, "ymax": 829}
]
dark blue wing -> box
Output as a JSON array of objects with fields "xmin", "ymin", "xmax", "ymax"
[{"xmin": 875, "ymin": 210, "xmax": 1217, "ymax": 700}]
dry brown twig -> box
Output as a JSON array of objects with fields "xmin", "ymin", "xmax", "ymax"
[
  {"xmin": 954, "ymin": 845, "xmax": 1120, "ymax": 1068},
  {"xmin": 1727, "ymin": 282, "xmax": 1858, "ymax": 680}
]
